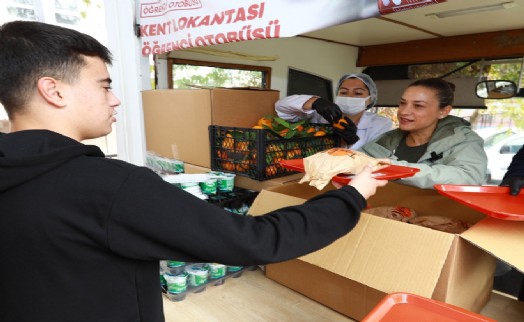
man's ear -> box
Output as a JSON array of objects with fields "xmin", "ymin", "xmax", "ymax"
[{"xmin": 37, "ymin": 77, "xmax": 66, "ymax": 107}]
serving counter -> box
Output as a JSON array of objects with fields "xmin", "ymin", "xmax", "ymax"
[{"xmin": 162, "ymin": 267, "xmax": 524, "ymax": 322}]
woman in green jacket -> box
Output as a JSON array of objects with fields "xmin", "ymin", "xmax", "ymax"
[{"xmin": 360, "ymin": 78, "xmax": 487, "ymax": 189}]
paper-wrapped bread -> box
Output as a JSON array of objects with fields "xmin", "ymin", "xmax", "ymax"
[
  {"xmin": 299, "ymin": 148, "xmax": 388, "ymax": 190},
  {"xmin": 365, "ymin": 206, "xmax": 417, "ymax": 222},
  {"xmin": 409, "ymin": 216, "xmax": 471, "ymax": 234}
]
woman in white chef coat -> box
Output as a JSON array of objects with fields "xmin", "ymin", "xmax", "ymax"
[{"xmin": 275, "ymin": 73, "xmax": 392, "ymax": 150}]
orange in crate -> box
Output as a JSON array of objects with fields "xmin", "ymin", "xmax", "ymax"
[
  {"xmin": 333, "ymin": 118, "xmax": 349, "ymax": 129},
  {"xmin": 256, "ymin": 116, "xmax": 273, "ymax": 129},
  {"xmin": 209, "ymin": 125, "xmax": 339, "ymax": 180}
]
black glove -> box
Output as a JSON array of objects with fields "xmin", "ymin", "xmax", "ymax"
[
  {"xmin": 333, "ymin": 116, "xmax": 359, "ymax": 145},
  {"xmin": 500, "ymin": 176, "xmax": 524, "ymax": 196},
  {"xmin": 312, "ymin": 98, "xmax": 342, "ymax": 124}
]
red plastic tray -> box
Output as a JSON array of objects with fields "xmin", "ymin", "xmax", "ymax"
[
  {"xmin": 279, "ymin": 159, "xmax": 420, "ymax": 184},
  {"xmin": 362, "ymin": 293, "xmax": 496, "ymax": 322},
  {"xmin": 434, "ymin": 184, "xmax": 524, "ymax": 221}
]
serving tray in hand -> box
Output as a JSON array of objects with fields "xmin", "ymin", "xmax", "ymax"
[
  {"xmin": 434, "ymin": 184, "xmax": 524, "ymax": 221},
  {"xmin": 279, "ymin": 159, "xmax": 420, "ymax": 184}
]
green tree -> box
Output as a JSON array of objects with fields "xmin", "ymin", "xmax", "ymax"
[
  {"xmin": 172, "ymin": 65, "xmax": 263, "ymax": 89},
  {"xmin": 410, "ymin": 61, "xmax": 524, "ymax": 130},
  {"xmin": 481, "ymin": 62, "xmax": 524, "ymax": 129}
]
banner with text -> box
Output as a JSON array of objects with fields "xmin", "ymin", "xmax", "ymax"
[{"xmin": 138, "ymin": 0, "xmax": 445, "ymax": 55}]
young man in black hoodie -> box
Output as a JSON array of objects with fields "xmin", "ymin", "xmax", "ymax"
[{"xmin": 0, "ymin": 20, "xmax": 387, "ymax": 322}]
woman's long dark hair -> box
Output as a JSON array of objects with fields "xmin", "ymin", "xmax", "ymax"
[{"xmin": 408, "ymin": 78, "xmax": 455, "ymax": 108}]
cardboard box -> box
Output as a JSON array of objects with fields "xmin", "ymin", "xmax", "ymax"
[
  {"xmin": 235, "ymin": 173, "xmax": 303, "ymax": 192},
  {"xmin": 248, "ymin": 182, "xmax": 524, "ymax": 321},
  {"xmin": 182, "ymin": 163, "xmax": 212, "ymax": 175},
  {"xmin": 141, "ymin": 88, "xmax": 279, "ymax": 168},
  {"xmin": 183, "ymin": 163, "xmax": 303, "ymax": 192}
]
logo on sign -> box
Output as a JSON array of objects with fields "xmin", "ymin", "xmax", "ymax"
[
  {"xmin": 381, "ymin": 0, "xmax": 403, "ymax": 6},
  {"xmin": 378, "ymin": 0, "xmax": 446, "ymax": 15},
  {"xmin": 140, "ymin": 0, "xmax": 203, "ymax": 18}
]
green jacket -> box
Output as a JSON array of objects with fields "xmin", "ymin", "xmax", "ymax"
[{"xmin": 360, "ymin": 115, "xmax": 487, "ymax": 189}]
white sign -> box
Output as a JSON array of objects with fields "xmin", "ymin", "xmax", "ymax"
[{"xmin": 138, "ymin": 0, "xmax": 445, "ymax": 55}]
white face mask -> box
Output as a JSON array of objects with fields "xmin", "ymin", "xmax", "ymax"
[{"xmin": 335, "ymin": 96, "xmax": 370, "ymax": 116}]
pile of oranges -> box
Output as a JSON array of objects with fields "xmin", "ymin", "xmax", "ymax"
[
  {"xmin": 213, "ymin": 115, "xmax": 337, "ymax": 179},
  {"xmin": 252, "ymin": 115, "xmax": 332, "ymax": 138}
]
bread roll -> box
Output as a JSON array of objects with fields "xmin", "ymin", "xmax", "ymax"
[
  {"xmin": 365, "ymin": 206, "xmax": 417, "ymax": 222},
  {"xmin": 299, "ymin": 148, "xmax": 388, "ymax": 190},
  {"xmin": 409, "ymin": 216, "xmax": 471, "ymax": 234}
]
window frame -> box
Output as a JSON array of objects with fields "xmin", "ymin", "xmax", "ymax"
[{"xmin": 167, "ymin": 58, "xmax": 271, "ymax": 89}]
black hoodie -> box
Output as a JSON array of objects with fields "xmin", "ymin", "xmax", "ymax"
[{"xmin": 0, "ymin": 130, "xmax": 365, "ymax": 322}]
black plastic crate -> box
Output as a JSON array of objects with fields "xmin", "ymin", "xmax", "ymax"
[
  {"xmin": 209, "ymin": 125, "xmax": 339, "ymax": 180},
  {"xmin": 207, "ymin": 187, "xmax": 259, "ymax": 210}
]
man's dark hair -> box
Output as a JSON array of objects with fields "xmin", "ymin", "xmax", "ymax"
[{"xmin": 0, "ymin": 20, "xmax": 112, "ymax": 116}]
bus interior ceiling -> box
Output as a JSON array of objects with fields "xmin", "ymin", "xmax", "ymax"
[{"xmin": 299, "ymin": 0, "xmax": 524, "ymax": 69}]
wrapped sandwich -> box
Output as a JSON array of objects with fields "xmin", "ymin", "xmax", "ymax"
[
  {"xmin": 365, "ymin": 206, "xmax": 417, "ymax": 222},
  {"xmin": 409, "ymin": 216, "xmax": 472, "ymax": 234},
  {"xmin": 299, "ymin": 148, "xmax": 388, "ymax": 190}
]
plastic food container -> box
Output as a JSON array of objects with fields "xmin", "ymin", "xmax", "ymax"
[
  {"xmin": 160, "ymin": 273, "xmax": 167, "ymax": 289},
  {"xmin": 361, "ymin": 293, "xmax": 497, "ymax": 322},
  {"xmin": 185, "ymin": 264, "xmax": 209, "ymax": 292},
  {"xmin": 208, "ymin": 263, "xmax": 227, "ymax": 285},
  {"xmin": 146, "ymin": 152, "xmax": 184, "ymax": 174},
  {"xmin": 163, "ymin": 272, "xmax": 188, "ymax": 302},
  {"xmin": 226, "ymin": 265, "xmax": 244, "ymax": 278},
  {"xmin": 217, "ymin": 173, "xmax": 235, "ymax": 192},
  {"xmin": 199, "ymin": 178, "xmax": 218, "ymax": 195},
  {"xmin": 166, "ymin": 260, "xmax": 186, "ymax": 275}
]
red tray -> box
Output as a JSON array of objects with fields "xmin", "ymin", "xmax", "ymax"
[
  {"xmin": 279, "ymin": 159, "xmax": 420, "ymax": 184},
  {"xmin": 434, "ymin": 184, "xmax": 524, "ymax": 221},
  {"xmin": 362, "ymin": 292, "xmax": 496, "ymax": 322}
]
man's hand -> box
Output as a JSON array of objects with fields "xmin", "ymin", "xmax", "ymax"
[
  {"xmin": 312, "ymin": 98, "xmax": 342, "ymax": 124},
  {"xmin": 375, "ymin": 158, "xmax": 391, "ymax": 165},
  {"xmin": 500, "ymin": 176, "xmax": 524, "ymax": 196},
  {"xmin": 333, "ymin": 116, "xmax": 359, "ymax": 145},
  {"xmin": 346, "ymin": 166, "xmax": 388, "ymax": 199}
]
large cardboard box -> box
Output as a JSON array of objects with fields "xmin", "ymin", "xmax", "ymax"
[
  {"xmin": 248, "ymin": 182, "xmax": 524, "ymax": 321},
  {"xmin": 142, "ymin": 88, "xmax": 279, "ymax": 168}
]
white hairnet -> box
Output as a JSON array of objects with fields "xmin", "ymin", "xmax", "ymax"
[{"xmin": 336, "ymin": 73, "xmax": 378, "ymax": 108}]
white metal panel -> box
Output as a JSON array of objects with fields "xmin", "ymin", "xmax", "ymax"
[{"xmin": 104, "ymin": 0, "xmax": 151, "ymax": 166}]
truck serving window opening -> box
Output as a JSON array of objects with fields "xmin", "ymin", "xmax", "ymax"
[{"xmin": 167, "ymin": 58, "xmax": 271, "ymax": 90}]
